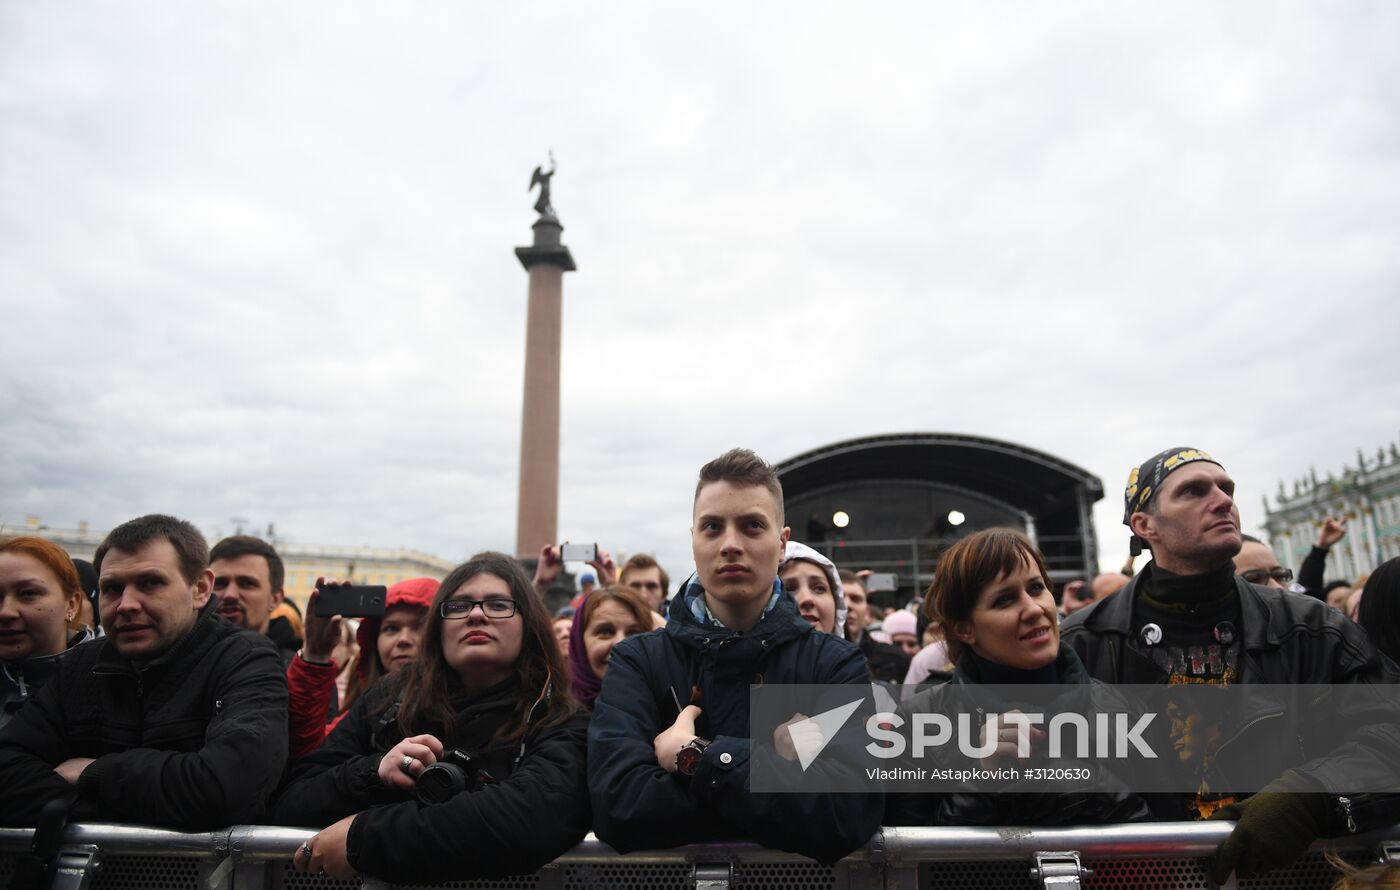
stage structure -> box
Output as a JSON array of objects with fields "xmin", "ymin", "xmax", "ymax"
[
  {"xmin": 513, "ymin": 157, "xmax": 576, "ymax": 558},
  {"xmin": 776, "ymin": 433, "xmax": 1103, "ymax": 602}
]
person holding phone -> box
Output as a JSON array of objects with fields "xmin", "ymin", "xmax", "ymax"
[
  {"xmin": 275, "ymin": 552, "xmax": 589, "ymax": 883},
  {"xmin": 285, "ymin": 577, "xmax": 436, "ymax": 761}
]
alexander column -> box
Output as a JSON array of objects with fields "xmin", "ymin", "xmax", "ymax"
[{"xmin": 514, "ymin": 157, "xmax": 576, "ymax": 558}]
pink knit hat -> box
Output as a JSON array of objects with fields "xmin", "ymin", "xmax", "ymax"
[{"xmin": 882, "ymin": 609, "xmax": 918, "ymax": 638}]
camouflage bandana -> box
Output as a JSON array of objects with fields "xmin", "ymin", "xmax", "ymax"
[{"xmin": 1123, "ymin": 447, "xmax": 1224, "ymax": 555}]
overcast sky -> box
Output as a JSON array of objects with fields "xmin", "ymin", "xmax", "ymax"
[{"xmin": 3, "ymin": 3, "xmax": 1398, "ymax": 585}]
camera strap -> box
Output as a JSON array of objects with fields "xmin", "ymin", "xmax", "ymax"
[
  {"xmin": 515, "ymin": 671, "xmax": 554, "ymax": 768},
  {"xmin": 370, "ymin": 692, "xmax": 405, "ymax": 750}
]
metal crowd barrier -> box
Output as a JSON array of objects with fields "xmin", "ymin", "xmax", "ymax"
[{"xmin": 2, "ymin": 823, "xmax": 1399, "ymax": 890}]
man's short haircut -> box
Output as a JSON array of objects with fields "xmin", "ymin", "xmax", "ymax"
[
  {"xmin": 1323, "ymin": 579, "xmax": 1353, "ymax": 595},
  {"xmin": 837, "ymin": 568, "xmax": 862, "ymax": 587},
  {"xmin": 619, "ymin": 553, "xmax": 669, "ymax": 596},
  {"xmin": 694, "ymin": 448, "xmax": 785, "ymax": 526},
  {"xmin": 94, "ymin": 514, "xmax": 209, "ymax": 585},
  {"xmin": 210, "ymin": 535, "xmax": 285, "ymax": 593},
  {"xmin": 1240, "ymin": 533, "xmax": 1264, "ymax": 545}
]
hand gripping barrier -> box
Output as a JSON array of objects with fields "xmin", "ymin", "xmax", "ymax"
[{"xmin": 2, "ymin": 822, "xmax": 1399, "ymax": 890}]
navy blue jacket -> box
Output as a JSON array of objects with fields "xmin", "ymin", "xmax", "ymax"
[{"xmin": 588, "ymin": 580, "xmax": 882, "ymax": 864}]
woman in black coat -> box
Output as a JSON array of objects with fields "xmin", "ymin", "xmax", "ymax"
[
  {"xmin": 887, "ymin": 528, "xmax": 1150, "ymax": 826},
  {"xmin": 276, "ymin": 552, "xmax": 590, "ymax": 882}
]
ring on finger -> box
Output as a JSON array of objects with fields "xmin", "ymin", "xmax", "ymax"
[
  {"xmin": 300, "ymin": 842, "xmax": 313, "ymax": 858},
  {"xmin": 400, "ymin": 754, "xmax": 416, "ymax": 772}
]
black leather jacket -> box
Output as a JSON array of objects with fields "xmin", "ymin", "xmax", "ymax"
[{"xmin": 1061, "ymin": 564, "xmax": 1400, "ymax": 834}]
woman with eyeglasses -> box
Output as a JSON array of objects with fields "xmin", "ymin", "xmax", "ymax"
[
  {"xmin": 274, "ymin": 552, "xmax": 589, "ymax": 882},
  {"xmin": 1235, "ymin": 536, "xmax": 1297, "ymax": 590}
]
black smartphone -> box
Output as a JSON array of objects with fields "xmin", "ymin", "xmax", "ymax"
[{"xmin": 313, "ymin": 584, "xmax": 388, "ymax": 618}]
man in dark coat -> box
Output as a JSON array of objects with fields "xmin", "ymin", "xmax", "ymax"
[
  {"xmin": 210, "ymin": 534, "xmax": 301, "ymax": 664},
  {"xmin": 1061, "ymin": 448, "xmax": 1400, "ymax": 883},
  {"xmin": 0, "ymin": 514, "xmax": 288, "ymax": 828},
  {"xmin": 588, "ymin": 448, "xmax": 883, "ymax": 863},
  {"xmin": 840, "ymin": 569, "xmax": 910, "ymax": 683}
]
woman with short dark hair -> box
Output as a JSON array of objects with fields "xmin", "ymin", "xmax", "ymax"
[
  {"xmin": 275, "ymin": 552, "xmax": 589, "ymax": 882},
  {"xmin": 888, "ymin": 528, "xmax": 1149, "ymax": 826}
]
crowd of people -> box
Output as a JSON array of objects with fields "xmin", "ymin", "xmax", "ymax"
[{"xmin": 2, "ymin": 445, "xmax": 1399, "ymax": 886}]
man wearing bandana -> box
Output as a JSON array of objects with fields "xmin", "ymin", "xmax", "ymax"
[{"xmin": 1061, "ymin": 447, "xmax": 1400, "ymax": 883}]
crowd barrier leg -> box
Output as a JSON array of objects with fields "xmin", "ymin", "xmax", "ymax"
[
  {"xmin": 1029, "ymin": 851, "xmax": 1088, "ymax": 889},
  {"xmin": 692, "ymin": 862, "xmax": 731, "ymax": 890},
  {"xmin": 48, "ymin": 844, "xmax": 101, "ymax": 890}
]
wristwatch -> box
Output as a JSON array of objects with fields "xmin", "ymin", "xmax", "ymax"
[{"xmin": 675, "ymin": 737, "xmax": 712, "ymax": 777}]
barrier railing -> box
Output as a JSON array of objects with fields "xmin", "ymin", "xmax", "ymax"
[{"xmin": 2, "ymin": 822, "xmax": 1399, "ymax": 890}]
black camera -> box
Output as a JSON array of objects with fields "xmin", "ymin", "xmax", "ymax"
[{"xmin": 416, "ymin": 748, "xmax": 497, "ymax": 805}]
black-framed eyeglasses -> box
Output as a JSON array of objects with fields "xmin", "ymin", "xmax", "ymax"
[
  {"xmin": 440, "ymin": 597, "xmax": 518, "ymax": 620},
  {"xmin": 1241, "ymin": 567, "xmax": 1293, "ymax": 586}
]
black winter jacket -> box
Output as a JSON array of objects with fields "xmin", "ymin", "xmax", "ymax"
[
  {"xmin": 0, "ymin": 597, "xmax": 288, "ymax": 828},
  {"xmin": 273, "ymin": 674, "xmax": 590, "ymax": 883},
  {"xmin": 1, "ymin": 628, "xmax": 96, "ymax": 731},
  {"xmin": 855, "ymin": 631, "xmax": 911, "ymax": 684},
  {"xmin": 1060, "ymin": 564, "xmax": 1400, "ymax": 834},
  {"xmin": 886, "ymin": 644, "xmax": 1152, "ymax": 826},
  {"xmin": 588, "ymin": 581, "xmax": 883, "ymax": 864}
]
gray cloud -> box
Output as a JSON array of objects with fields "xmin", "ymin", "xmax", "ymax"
[{"xmin": 3, "ymin": 2, "xmax": 1398, "ymax": 583}]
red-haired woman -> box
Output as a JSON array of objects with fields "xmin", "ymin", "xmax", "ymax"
[
  {"xmin": 1, "ymin": 537, "xmax": 96, "ymax": 729},
  {"xmin": 276, "ymin": 552, "xmax": 589, "ymax": 883}
]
